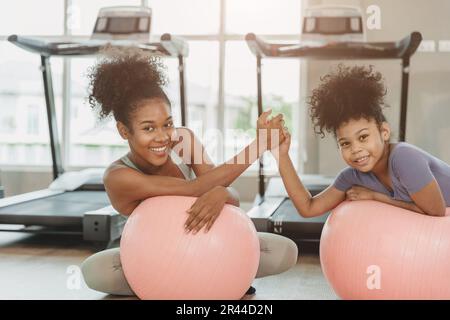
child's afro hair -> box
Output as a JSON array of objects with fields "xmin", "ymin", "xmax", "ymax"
[{"xmin": 307, "ymin": 64, "xmax": 388, "ymax": 137}]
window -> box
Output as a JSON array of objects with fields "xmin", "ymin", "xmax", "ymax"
[
  {"xmin": 223, "ymin": 0, "xmax": 302, "ymax": 173},
  {"xmin": 226, "ymin": 0, "xmax": 301, "ymax": 34},
  {"xmin": 0, "ymin": 0, "xmax": 64, "ymax": 166},
  {"xmin": 224, "ymin": 41, "xmax": 300, "ymax": 173},
  {"xmin": 0, "ymin": 0, "xmax": 64, "ymax": 36},
  {"xmin": 183, "ymin": 41, "xmax": 220, "ymax": 137},
  {"xmin": 1, "ymin": 0, "xmax": 302, "ymax": 174},
  {"xmin": 0, "ymin": 42, "xmax": 63, "ymax": 166},
  {"xmin": 149, "ymin": 0, "xmax": 220, "ymax": 35}
]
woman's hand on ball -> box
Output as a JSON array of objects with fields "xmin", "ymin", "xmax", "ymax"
[
  {"xmin": 346, "ymin": 185, "xmax": 376, "ymax": 201},
  {"xmin": 185, "ymin": 186, "xmax": 228, "ymax": 234}
]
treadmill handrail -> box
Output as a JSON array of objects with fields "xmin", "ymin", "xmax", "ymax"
[
  {"xmin": 7, "ymin": 34, "xmax": 189, "ymax": 58},
  {"xmin": 245, "ymin": 32, "xmax": 422, "ymax": 60},
  {"xmin": 0, "ymin": 189, "xmax": 64, "ymax": 208},
  {"xmin": 160, "ymin": 33, "xmax": 189, "ymax": 57}
]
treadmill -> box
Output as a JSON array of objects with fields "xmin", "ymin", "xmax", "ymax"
[
  {"xmin": 245, "ymin": 32, "xmax": 422, "ymax": 251},
  {"xmin": 0, "ymin": 30, "xmax": 189, "ymax": 247}
]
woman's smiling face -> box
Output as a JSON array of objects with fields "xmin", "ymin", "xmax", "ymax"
[
  {"xmin": 336, "ymin": 117, "xmax": 390, "ymax": 173},
  {"xmin": 118, "ymin": 98, "xmax": 176, "ymax": 167}
]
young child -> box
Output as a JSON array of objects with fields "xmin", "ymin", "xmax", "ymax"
[
  {"xmin": 81, "ymin": 49, "xmax": 297, "ymax": 297},
  {"xmin": 274, "ymin": 64, "xmax": 450, "ymax": 217}
]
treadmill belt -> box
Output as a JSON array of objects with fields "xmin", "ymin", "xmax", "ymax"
[
  {"xmin": 270, "ymin": 198, "xmax": 330, "ymax": 240},
  {"xmin": 0, "ymin": 191, "xmax": 110, "ymax": 227}
]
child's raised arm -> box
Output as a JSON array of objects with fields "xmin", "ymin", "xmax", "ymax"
[{"xmin": 273, "ymin": 130, "xmax": 346, "ymax": 218}]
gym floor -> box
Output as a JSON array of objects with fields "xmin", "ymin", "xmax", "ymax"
[{"xmin": 0, "ymin": 203, "xmax": 337, "ymax": 300}]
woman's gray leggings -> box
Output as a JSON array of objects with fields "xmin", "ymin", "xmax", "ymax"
[{"xmin": 81, "ymin": 232, "xmax": 298, "ymax": 296}]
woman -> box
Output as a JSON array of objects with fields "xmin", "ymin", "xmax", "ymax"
[{"xmin": 81, "ymin": 49, "xmax": 298, "ymax": 297}]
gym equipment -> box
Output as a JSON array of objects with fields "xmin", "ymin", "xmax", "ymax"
[
  {"xmin": 1, "ymin": 10, "xmax": 189, "ymax": 247},
  {"xmin": 301, "ymin": 5, "xmax": 366, "ymax": 44},
  {"xmin": 245, "ymin": 31, "xmax": 422, "ymax": 251},
  {"xmin": 320, "ymin": 200, "xmax": 450, "ymax": 299},
  {"xmin": 121, "ymin": 196, "xmax": 260, "ymax": 300},
  {"xmin": 91, "ymin": 6, "xmax": 152, "ymax": 42}
]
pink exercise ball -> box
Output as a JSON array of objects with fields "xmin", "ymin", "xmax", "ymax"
[
  {"xmin": 120, "ymin": 196, "xmax": 260, "ymax": 300},
  {"xmin": 320, "ymin": 200, "xmax": 450, "ymax": 299}
]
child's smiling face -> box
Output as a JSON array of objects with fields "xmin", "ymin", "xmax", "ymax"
[{"xmin": 336, "ymin": 117, "xmax": 391, "ymax": 173}]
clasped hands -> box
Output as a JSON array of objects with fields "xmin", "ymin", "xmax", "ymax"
[{"xmin": 184, "ymin": 109, "xmax": 289, "ymax": 235}]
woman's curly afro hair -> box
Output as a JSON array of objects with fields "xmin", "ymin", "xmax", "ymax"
[
  {"xmin": 307, "ymin": 64, "xmax": 388, "ymax": 138},
  {"xmin": 87, "ymin": 46, "xmax": 170, "ymax": 129}
]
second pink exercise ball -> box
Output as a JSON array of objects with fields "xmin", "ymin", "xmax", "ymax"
[
  {"xmin": 320, "ymin": 200, "xmax": 450, "ymax": 299},
  {"xmin": 120, "ymin": 196, "xmax": 260, "ymax": 300}
]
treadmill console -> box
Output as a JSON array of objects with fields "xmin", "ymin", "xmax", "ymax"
[
  {"xmin": 301, "ymin": 5, "xmax": 366, "ymax": 45},
  {"xmin": 91, "ymin": 6, "xmax": 152, "ymax": 42}
]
